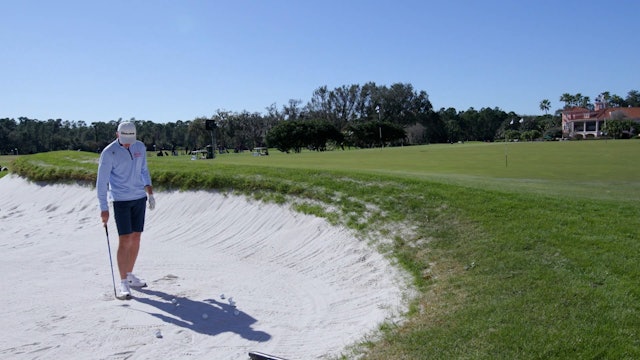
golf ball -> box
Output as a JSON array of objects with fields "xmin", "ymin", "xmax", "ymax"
[
  {"xmin": 171, "ymin": 298, "xmax": 177, "ymax": 304},
  {"xmin": 234, "ymin": 310, "xmax": 239, "ymax": 316},
  {"xmin": 220, "ymin": 294, "xmax": 225, "ymax": 299},
  {"xmin": 202, "ymin": 313, "xmax": 208, "ymax": 319}
]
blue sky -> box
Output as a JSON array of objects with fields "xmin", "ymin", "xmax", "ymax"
[{"xmin": 2, "ymin": 0, "xmax": 638, "ymax": 123}]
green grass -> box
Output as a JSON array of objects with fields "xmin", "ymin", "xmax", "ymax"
[
  {"xmin": 10, "ymin": 140, "xmax": 640, "ymax": 359},
  {"xmin": 0, "ymin": 155, "xmax": 18, "ymax": 179},
  {"xmin": 207, "ymin": 141, "xmax": 639, "ymax": 202}
]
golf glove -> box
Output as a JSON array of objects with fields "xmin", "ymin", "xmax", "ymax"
[{"xmin": 148, "ymin": 194, "xmax": 156, "ymax": 210}]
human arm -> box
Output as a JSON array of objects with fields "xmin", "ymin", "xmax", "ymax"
[
  {"xmin": 96, "ymin": 149, "xmax": 113, "ymax": 222},
  {"xmin": 142, "ymin": 148, "xmax": 155, "ymax": 209}
]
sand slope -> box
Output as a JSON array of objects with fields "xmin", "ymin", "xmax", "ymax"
[{"xmin": 0, "ymin": 175, "xmax": 407, "ymax": 359}]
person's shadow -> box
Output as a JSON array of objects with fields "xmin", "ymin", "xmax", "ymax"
[{"xmin": 132, "ymin": 288, "xmax": 271, "ymax": 342}]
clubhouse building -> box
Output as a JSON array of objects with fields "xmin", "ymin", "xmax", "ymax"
[{"xmin": 561, "ymin": 99, "xmax": 640, "ymax": 139}]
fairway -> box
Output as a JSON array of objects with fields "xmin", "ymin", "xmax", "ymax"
[{"xmin": 152, "ymin": 140, "xmax": 640, "ymax": 202}]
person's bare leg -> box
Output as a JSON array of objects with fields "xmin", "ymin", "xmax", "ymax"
[
  {"xmin": 127, "ymin": 231, "xmax": 142, "ymax": 274},
  {"xmin": 117, "ymin": 232, "xmax": 141, "ymax": 279}
]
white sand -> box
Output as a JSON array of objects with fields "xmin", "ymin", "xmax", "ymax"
[{"xmin": 0, "ymin": 175, "xmax": 408, "ymax": 359}]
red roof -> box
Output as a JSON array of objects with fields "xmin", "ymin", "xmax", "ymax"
[
  {"xmin": 562, "ymin": 106, "xmax": 640, "ymax": 121},
  {"xmin": 562, "ymin": 106, "xmax": 590, "ymax": 114},
  {"xmin": 596, "ymin": 107, "xmax": 640, "ymax": 120}
]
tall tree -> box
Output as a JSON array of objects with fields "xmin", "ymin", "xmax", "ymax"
[
  {"xmin": 608, "ymin": 94, "xmax": 627, "ymax": 107},
  {"xmin": 599, "ymin": 91, "xmax": 611, "ymax": 107},
  {"xmin": 282, "ymin": 99, "xmax": 303, "ymax": 120},
  {"xmin": 559, "ymin": 93, "xmax": 575, "ymax": 108},
  {"xmin": 307, "ymin": 86, "xmax": 335, "ymax": 124},
  {"xmin": 380, "ymin": 83, "xmax": 433, "ymax": 127},
  {"xmin": 438, "ymin": 107, "xmax": 462, "ymax": 143},
  {"xmin": 577, "ymin": 94, "xmax": 592, "ymax": 109},
  {"xmin": 626, "ymin": 90, "xmax": 640, "ymax": 107},
  {"xmin": 539, "ymin": 99, "xmax": 551, "ymax": 114},
  {"xmin": 329, "ymin": 84, "xmax": 360, "ymax": 130}
]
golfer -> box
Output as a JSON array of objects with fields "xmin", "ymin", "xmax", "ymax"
[{"xmin": 97, "ymin": 122, "xmax": 155, "ymax": 299}]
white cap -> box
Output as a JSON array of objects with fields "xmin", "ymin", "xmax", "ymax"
[{"xmin": 117, "ymin": 122, "xmax": 137, "ymax": 145}]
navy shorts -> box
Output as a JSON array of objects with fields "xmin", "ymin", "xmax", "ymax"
[{"xmin": 113, "ymin": 197, "xmax": 147, "ymax": 235}]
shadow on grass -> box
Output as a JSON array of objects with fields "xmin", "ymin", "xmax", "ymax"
[{"xmin": 132, "ymin": 288, "xmax": 271, "ymax": 342}]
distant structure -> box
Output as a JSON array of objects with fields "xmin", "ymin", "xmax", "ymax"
[{"xmin": 561, "ymin": 94, "xmax": 640, "ymax": 139}]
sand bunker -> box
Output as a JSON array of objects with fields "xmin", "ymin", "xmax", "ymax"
[{"xmin": 0, "ymin": 175, "xmax": 407, "ymax": 359}]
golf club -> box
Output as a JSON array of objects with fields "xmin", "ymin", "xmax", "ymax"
[{"xmin": 104, "ymin": 224, "xmax": 121, "ymax": 299}]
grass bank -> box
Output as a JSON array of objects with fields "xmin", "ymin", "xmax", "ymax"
[{"xmin": 10, "ymin": 140, "xmax": 640, "ymax": 359}]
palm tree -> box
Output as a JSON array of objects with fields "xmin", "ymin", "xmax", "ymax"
[
  {"xmin": 626, "ymin": 90, "xmax": 640, "ymax": 107},
  {"xmin": 559, "ymin": 93, "xmax": 574, "ymax": 108},
  {"xmin": 577, "ymin": 94, "xmax": 591, "ymax": 109},
  {"xmin": 539, "ymin": 99, "xmax": 551, "ymax": 114}
]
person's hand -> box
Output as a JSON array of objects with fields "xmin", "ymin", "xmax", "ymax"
[
  {"xmin": 148, "ymin": 194, "xmax": 156, "ymax": 210},
  {"xmin": 101, "ymin": 210, "xmax": 109, "ymax": 225}
]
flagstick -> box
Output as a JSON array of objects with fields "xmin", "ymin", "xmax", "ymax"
[
  {"xmin": 504, "ymin": 135, "xmax": 508, "ymax": 167},
  {"xmin": 504, "ymin": 123, "xmax": 510, "ymax": 168},
  {"xmin": 504, "ymin": 118, "xmax": 518, "ymax": 168}
]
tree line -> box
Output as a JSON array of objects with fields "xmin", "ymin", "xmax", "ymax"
[
  {"xmin": 555, "ymin": 90, "xmax": 640, "ymax": 110},
  {"xmin": 2, "ymin": 83, "xmax": 638, "ymax": 155}
]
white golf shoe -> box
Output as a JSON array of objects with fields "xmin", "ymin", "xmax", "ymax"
[
  {"xmin": 117, "ymin": 281, "xmax": 132, "ymax": 300},
  {"xmin": 127, "ymin": 273, "xmax": 147, "ymax": 288}
]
